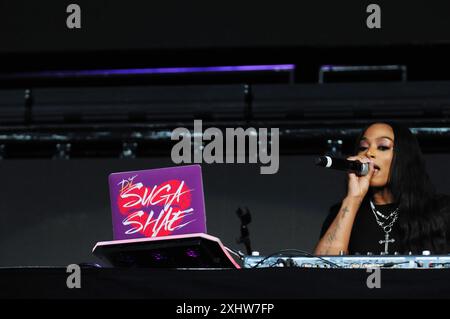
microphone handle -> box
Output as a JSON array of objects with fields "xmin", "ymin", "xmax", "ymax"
[{"xmin": 316, "ymin": 156, "xmax": 369, "ymax": 176}]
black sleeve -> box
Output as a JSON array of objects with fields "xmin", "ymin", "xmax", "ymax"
[{"xmin": 319, "ymin": 202, "xmax": 341, "ymax": 239}]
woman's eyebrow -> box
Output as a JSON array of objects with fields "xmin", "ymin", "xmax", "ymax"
[
  {"xmin": 360, "ymin": 136, "xmax": 393, "ymax": 142},
  {"xmin": 376, "ymin": 136, "xmax": 394, "ymax": 142}
]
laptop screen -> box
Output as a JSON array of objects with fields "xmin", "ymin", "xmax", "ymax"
[{"xmin": 108, "ymin": 164, "xmax": 207, "ymax": 240}]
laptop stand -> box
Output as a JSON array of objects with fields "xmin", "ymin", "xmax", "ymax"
[{"xmin": 92, "ymin": 233, "xmax": 241, "ymax": 269}]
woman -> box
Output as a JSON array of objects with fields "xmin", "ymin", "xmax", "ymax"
[{"xmin": 314, "ymin": 122, "xmax": 450, "ymax": 255}]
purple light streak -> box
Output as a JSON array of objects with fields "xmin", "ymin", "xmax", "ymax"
[{"xmin": 5, "ymin": 64, "xmax": 295, "ymax": 79}]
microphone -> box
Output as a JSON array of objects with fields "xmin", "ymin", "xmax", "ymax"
[{"xmin": 315, "ymin": 156, "xmax": 369, "ymax": 176}]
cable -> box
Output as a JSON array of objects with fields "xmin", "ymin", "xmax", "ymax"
[
  {"xmin": 279, "ymin": 249, "xmax": 341, "ymax": 268},
  {"xmin": 379, "ymin": 261, "xmax": 410, "ymax": 268},
  {"xmin": 250, "ymin": 249, "xmax": 341, "ymax": 269},
  {"xmin": 224, "ymin": 246, "xmax": 245, "ymax": 260}
]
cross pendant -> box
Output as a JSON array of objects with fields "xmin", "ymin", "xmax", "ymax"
[{"xmin": 379, "ymin": 233, "xmax": 395, "ymax": 254}]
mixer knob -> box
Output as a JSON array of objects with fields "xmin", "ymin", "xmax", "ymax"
[{"xmin": 366, "ymin": 252, "xmax": 373, "ymax": 256}]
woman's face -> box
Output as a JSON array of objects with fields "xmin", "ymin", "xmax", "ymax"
[{"xmin": 357, "ymin": 123, "xmax": 395, "ymax": 187}]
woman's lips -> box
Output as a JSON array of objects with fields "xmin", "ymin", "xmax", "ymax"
[{"xmin": 374, "ymin": 164, "xmax": 380, "ymax": 174}]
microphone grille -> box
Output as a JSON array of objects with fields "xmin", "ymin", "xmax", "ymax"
[
  {"xmin": 359, "ymin": 163, "xmax": 369, "ymax": 176},
  {"xmin": 315, "ymin": 156, "xmax": 331, "ymax": 167}
]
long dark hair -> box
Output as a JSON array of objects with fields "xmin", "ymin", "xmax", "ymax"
[{"xmin": 355, "ymin": 122, "xmax": 448, "ymax": 254}]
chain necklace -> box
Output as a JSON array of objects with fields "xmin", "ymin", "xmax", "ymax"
[{"xmin": 369, "ymin": 200, "xmax": 399, "ymax": 254}]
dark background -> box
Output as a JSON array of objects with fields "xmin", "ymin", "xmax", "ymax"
[
  {"xmin": 1, "ymin": 1, "xmax": 450, "ymax": 267},
  {"xmin": 1, "ymin": 0, "xmax": 450, "ymax": 52}
]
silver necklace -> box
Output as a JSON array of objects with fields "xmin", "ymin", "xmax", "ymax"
[{"xmin": 369, "ymin": 200, "xmax": 399, "ymax": 254}]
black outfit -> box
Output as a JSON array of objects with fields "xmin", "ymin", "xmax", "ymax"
[
  {"xmin": 320, "ymin": 198, "xmax": 401, "ymax": 254},
  {"xmin": 321, "ymin": 195, "xmax": 450, "ymax": 254}
]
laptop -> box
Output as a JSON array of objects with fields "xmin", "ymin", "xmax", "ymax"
[
  {"xmin": 92, "ymin": 164, "xmax": 240, "ymax": 268},
  {"xmin": 108, "ymin": 164, "xmax": 207, "ymax": 240}
]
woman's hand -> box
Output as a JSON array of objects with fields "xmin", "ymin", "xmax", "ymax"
[{"xmin": 346, "ymin": 155, "xmax": 375, "ymax": 201}]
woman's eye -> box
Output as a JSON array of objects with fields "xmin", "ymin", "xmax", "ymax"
[
  {"xmin": 378, "ymin": 146, "xmax": 390, "ymax": 151},
  {"xmin": 358, "ymin": 146, "xmax": 367, "ymax": 151}
]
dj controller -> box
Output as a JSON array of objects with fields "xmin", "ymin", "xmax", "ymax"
[{"xmin": 244, "ymin": 252, "xmax": 450, "ymax": 269}]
